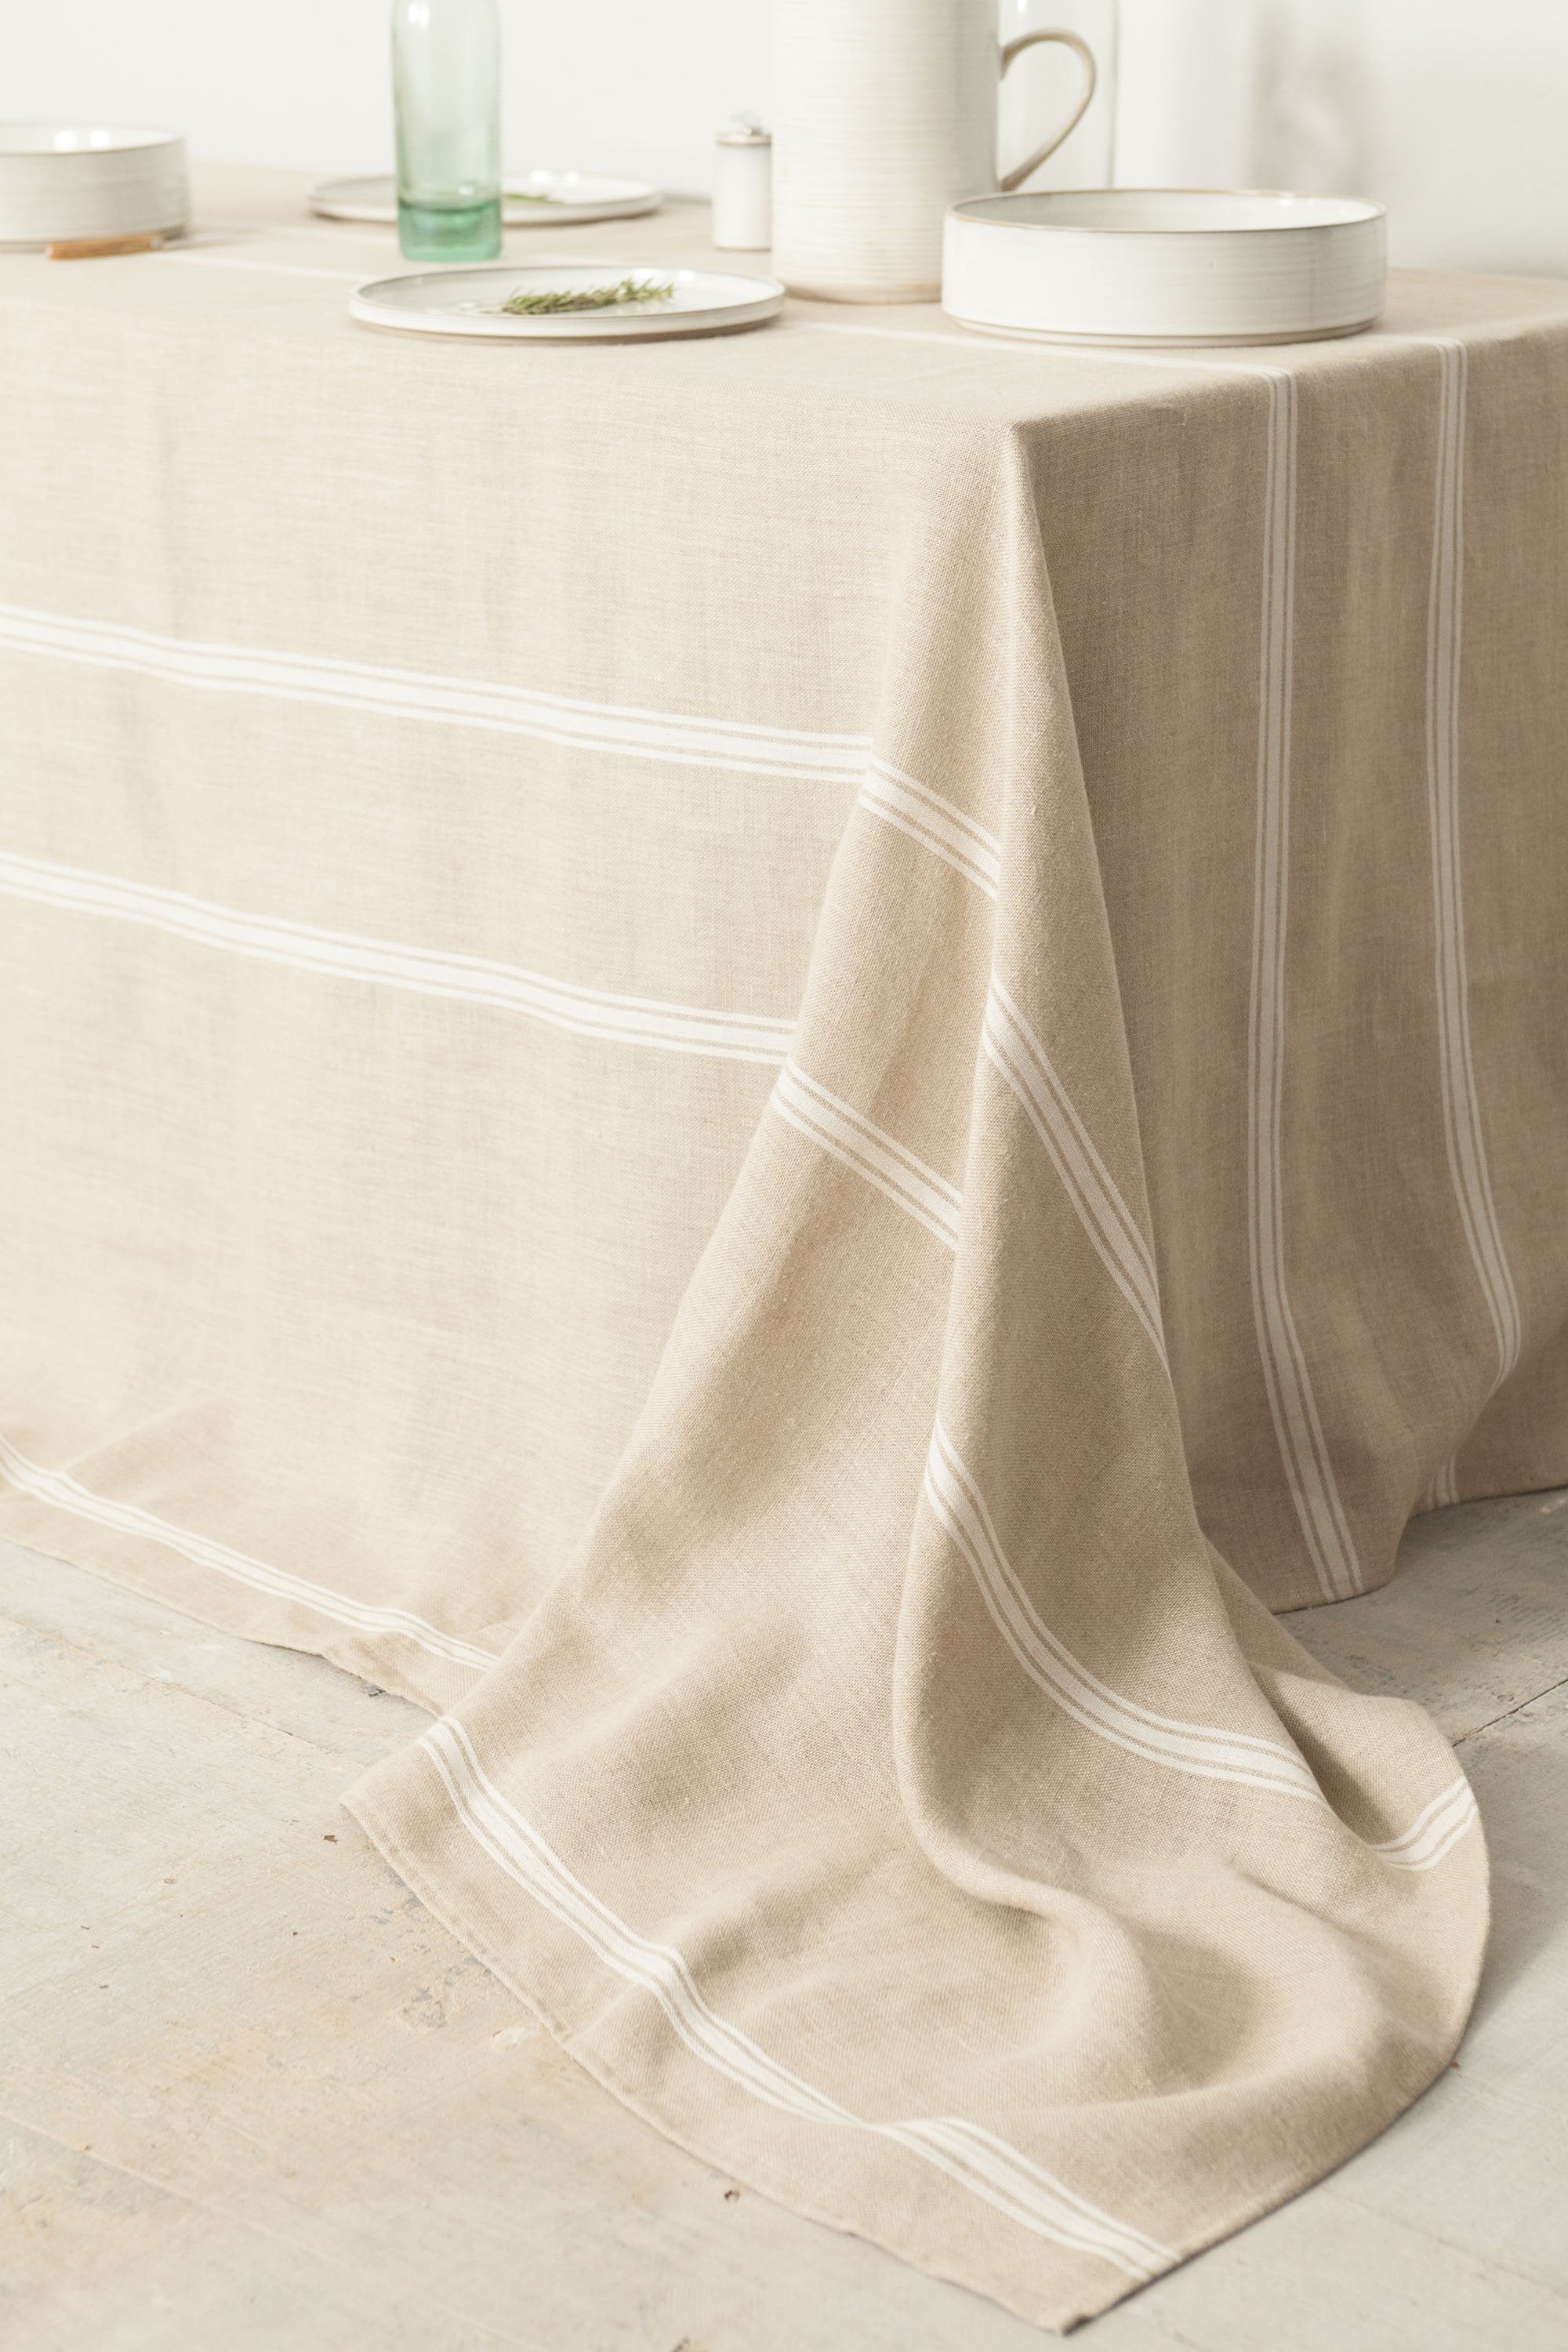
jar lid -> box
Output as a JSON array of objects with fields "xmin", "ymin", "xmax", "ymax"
[{"xmin": 716, "ymin": 118, "xmax": 771, "ymax": 147}]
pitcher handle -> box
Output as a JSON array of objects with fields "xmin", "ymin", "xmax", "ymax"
[{"xmin": 997, "ymin": 28, "xmax": 1097, "ymax": 194}]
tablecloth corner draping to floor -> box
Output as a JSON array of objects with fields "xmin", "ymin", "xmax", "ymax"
[{"xmin": 3, "ymin": 170, "xmax": 1567, "ymax": 2328}]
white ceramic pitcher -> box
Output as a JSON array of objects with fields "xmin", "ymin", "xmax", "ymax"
[{"xmin": 772, "ymin": 0, "xmax": 1102, "ymax": 303}]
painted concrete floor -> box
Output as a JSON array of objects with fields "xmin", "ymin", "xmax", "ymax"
[{"xmin": 2, "ymin": 1495, "xmax": 1566, "ymax": 2350}]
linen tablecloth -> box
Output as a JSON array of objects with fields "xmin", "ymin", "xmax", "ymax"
[{"xmin": 4, "ymin": 165, "xmax": 1566, "ymax": 2328}]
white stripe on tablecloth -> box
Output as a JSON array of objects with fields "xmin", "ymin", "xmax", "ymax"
[
  {"xmin": 0, "ymin": 602, "xmax": 869, "ymax": 784},
  {"xmin": 924, "ymin": 1420, "xmax": 1480, "ymax": 1865},
  {"xmin": 159, "ymin": 250, "xmax": 367, "ymax": 282},
  {"xmin": 1373, "ymin": 1778, "xmax": 1486, "ymax": 1872},
  {"xmin": 0, "ymin": 1432, "xmax": 497, "ymax": 1673},
  {"xmin": 982, "ymin": 976, "xmax": 1165, "ymax": 1359},
  {"xmin": 771, "ymin": 1060, "xmax": 964, "ymax": 1249},
  {"xmin": 1246, "ymin": 372, "xmax": 1362, "ymax": 1602},
  {"xmin": 0, "ymin": 850, "xmax": 793, "ymax": 1065},
  {"xmin": 924, "ymin": 1421, "xmax": 1323, "ymax": 1801},
  {"xmin": 856, "ymin": 758, "xmax": 1002, "ymax": 898},
  {"xmin": 1424, "ymin": 342, "xmax": 1522, "ymax": 1508},
  {"xmin": 1372, "ymin": 1774, "xmax": 1480, "ymax": 1872},
  {"xmin": 416, "ymin": 1715, "xmax": 1176, "ymax": 2281}
]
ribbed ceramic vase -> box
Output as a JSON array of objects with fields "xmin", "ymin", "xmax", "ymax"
[{"xmin": 772, "ymin": 0, "xmax": 996, "ymax": 303}]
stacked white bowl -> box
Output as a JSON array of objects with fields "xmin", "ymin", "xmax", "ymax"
[{"xmin": 0, "ymin": 125, "xmax": 188, "ymax": 249}]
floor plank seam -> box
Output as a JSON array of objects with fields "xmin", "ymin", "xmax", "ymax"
[
  {"xmin": 1318, "ymin": 2179, "xmax": 1568, "ymax": 2307},
  {"xmin": 0, "ymin": 2108, "xmax": 523, "ymax": 2348},
  {"xmin": 1453, "ymin": 1669, "xmax": 1568, "ymax": 1745},
  {"xmin": 0, "ymin": 1609, "xmax": 392, "ymax": 1769}
]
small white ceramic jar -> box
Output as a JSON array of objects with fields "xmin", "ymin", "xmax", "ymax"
[{"xmin": 713, "ymin": 121, "xmax": 771, "ymax": 252}]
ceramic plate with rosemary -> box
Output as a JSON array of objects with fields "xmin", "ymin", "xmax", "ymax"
[
  {"xmin": 311, "ymin": 172, "xmax": 662, "ymax": 228},
  {"xmin": 349, "ymin": 263, "xmax": 785, "ymax": 343}
]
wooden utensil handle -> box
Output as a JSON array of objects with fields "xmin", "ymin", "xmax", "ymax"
[{"xmin": 45, "ymin": 232, "xmax": 165, "ymax": 260}]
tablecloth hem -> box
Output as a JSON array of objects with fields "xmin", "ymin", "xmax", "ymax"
[
  {"xmin": 339, "ymin": 1773, "xmax": 1142, "ymax": 2332},
  {"xmin": 0, "ymin": 1486, "xmax": 481, "ymax": 1715},
  {"xmin": 341, "ymin": 1734, "xmax": 1473, "ymax": 2336}
]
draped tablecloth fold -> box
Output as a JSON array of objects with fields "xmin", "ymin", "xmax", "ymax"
[{"xmin": 3, "ymin": 168, "xmax": 1566, "ymax": 2328}]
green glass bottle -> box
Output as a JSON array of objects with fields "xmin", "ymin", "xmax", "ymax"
[{"xmin": 392, "ymin": 0, "xmax": 503, "ymax": 263}]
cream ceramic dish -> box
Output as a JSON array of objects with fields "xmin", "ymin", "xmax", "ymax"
[
  {"xmin": 0, "ymin": 125, "xmax": 188, "ymax": 249},
  {"xmin": 350, "ymin": 263, "xmax": 785, "ymax": 343},
  {"xmin": 312, "ymin": 172, "xmax": 661, "ymax": 228},
  {"xmin": 942, "ymin": 188, "xmax": 1386, "ymax": 347}
]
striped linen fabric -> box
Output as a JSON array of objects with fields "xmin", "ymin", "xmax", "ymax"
[{"xmin": 3, "ymin": 161, "xmax": 1567, "ymax": 2330}]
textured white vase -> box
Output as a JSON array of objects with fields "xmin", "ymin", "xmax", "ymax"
[
  {"xmin": 772, "ymin": 0, "xmax": 996, "ymax": 303},
  {"xmin": 773, "ymin": 0, "xmax": 1108, "ymax": 303}
]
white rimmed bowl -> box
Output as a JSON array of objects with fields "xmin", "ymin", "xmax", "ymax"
[
  {"xmin": 942, "ymin": 188, "xmax": 1386, "ymax": 347},
  {"xmin": 0, "ymin": 125, "xmax": 189, "ymax": 249}
]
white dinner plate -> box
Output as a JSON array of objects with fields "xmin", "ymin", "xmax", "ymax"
[
  {"xmin": 350, "ymin": 263, "xmax": 786, "ymax": 343},
  {"xmin": 312, "ymin": 171, "xmax": 662, "ymax": 228}
]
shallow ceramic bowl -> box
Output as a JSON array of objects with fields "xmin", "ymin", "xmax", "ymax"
[
  {"xmin": 0, "ymin": 125, "xmax": 189, "ymax": 249},
  {"xmin": 942, "ymin": 188, "xmax": 1386, "ymax": 347}
]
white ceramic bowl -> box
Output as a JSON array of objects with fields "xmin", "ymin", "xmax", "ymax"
[
  {"xmin": 0, "ymin": 125, "xmax": 189, "ymax": 249},
  {"xmin": 942, "ymin": 188, "xmax": 1386, "ymax": 347}
]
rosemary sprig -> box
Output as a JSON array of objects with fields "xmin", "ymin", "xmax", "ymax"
[{"xmin": 500, "ymin": 274, "xmax": 675, "ymax": 316}]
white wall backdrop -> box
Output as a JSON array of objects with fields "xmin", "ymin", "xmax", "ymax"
[{"xmin": 5, "ymin": 0, "xmax": 1567, "ymax": 274}]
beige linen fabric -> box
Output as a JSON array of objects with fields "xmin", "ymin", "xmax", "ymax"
[{"xmin": 3, "ymin": 167, "xmax": 1567, "ymax": 2326}]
